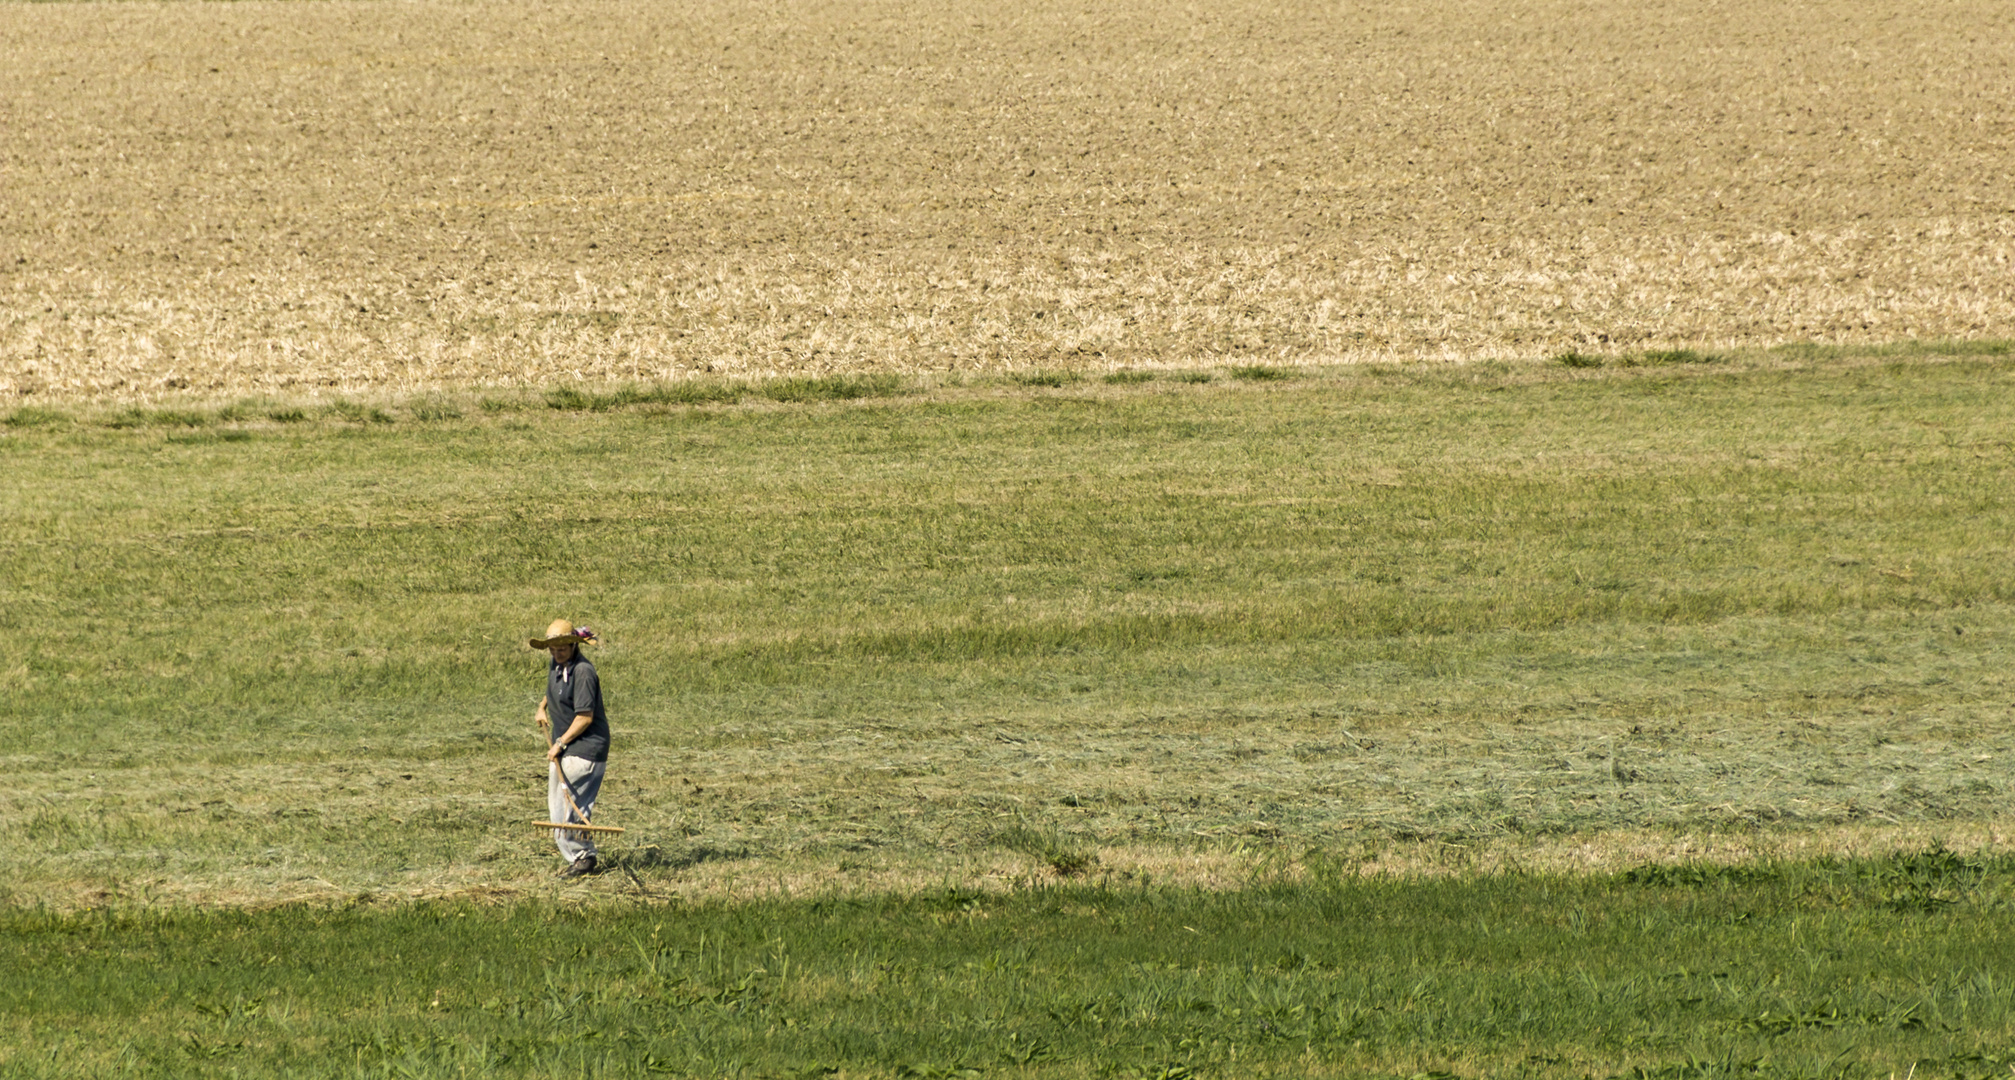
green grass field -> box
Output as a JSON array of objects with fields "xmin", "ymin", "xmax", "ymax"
[
  {"xmin": 6, "ymin": 850, "xmax": 2015, "ymax": 1079},
  {"xmin": 4, "ymin": 346, "xmax": 2015, "ymax": 1075}
]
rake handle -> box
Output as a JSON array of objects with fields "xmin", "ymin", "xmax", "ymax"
[{"xmin": 551, "ymin": 758, "xmax": 594, "ymax": 826}]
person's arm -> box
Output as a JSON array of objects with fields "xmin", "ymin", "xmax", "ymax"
[
  {"xmin": 547, "ymin": 713, "xmax": 593, "ymax": 761},
  {"xmin": 535, "ymin": 697, "xmax": 550, "ymax": 731}
]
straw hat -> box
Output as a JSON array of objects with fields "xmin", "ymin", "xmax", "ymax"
[{"xmin": 530, "ymin": 618, "xmax": 596, "ymax": 649}]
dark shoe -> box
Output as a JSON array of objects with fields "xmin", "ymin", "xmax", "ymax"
[{"xmin": 560, "ymin": 855, "xmax": 597, "ymax": 879}]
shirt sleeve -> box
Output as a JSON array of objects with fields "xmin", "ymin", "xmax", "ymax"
[{"xmin": 569, "ymin": 662, "xmax": 600, "ymax": 718}]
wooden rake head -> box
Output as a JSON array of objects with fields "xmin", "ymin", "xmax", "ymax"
[{"xmin": 532, "ymin": 820, "xmax": 626, "ymax": 834}]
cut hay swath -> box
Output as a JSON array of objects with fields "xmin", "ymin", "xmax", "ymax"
[{"xmin": 534, "ymin": 760, "xmax": 624, "ymax": 836}]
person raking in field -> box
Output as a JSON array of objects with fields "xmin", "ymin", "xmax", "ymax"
[{"xmin": 531, "ymin": 618, "xmax": 611, "ymax": 878}]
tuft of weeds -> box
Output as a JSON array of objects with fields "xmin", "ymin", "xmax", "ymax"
[
  {"xmin": 760, "ymin": 373, "xmax": 905, "ymax": 403},
  {"xmin": 659, "ymin": 380, "xmax": 747, "ymax": 406},
  {"xmin": 324, "ymin": 400, "xmax": 394, "ymax": 424},
  {"xmin": 1617, "ymin": 863, "xmax": 1781, "ymax": 888},
  {"xmin": 1771, "ymin": 338, "xmax": 2015, "ymax": 363},
  {"xmin": 1229, "ymin": 364, "xmax": 1295, "ymax": 381},
  {"xmin": 1102, "ymin": 369, "xmax": 1156, "ymax": 384},
  {"xmin": 408, "ymin": 396, "xmax": 463, "ymax": 422},
  {"xmin": 167, "ymin": 430, "xmax": 254, "ymax": 446},
  {"xmin": 1630, "ymin": 348, "xmax": 1727, "ymax": 366},
  {"xmin": 992, "ymin": 822, "xmax": 1098, "ymax": 877},
  {"xmin": 103, "ymin": 407, "xmax": 211, "ymax": 429},
  {"xmin": 1623, "ymin": 845, "xmax": 1995, "ymax": 916},
  {"xmin": 222, "ymin": 399, "xmax": 315, "ymax": 424},
  {"xmin": 660, "ymin": 378, "xmax": 749, "ymax": 405},
  {"xmin": 1175, "ymin": 370, "xmax": 1214, "ymax": 383},
  {"xmin": 3, "ymin": 407, "xmax": 70, "ymax": 428},
  {"xmin": 592, "ymin": 385, "xmax": 656, "ymax": 410},
  {"xmin": 582, "ymin": 381, "xmax": 749, "ymax": 409},
  {"xmin": 1010, "ymin": 370, "xmax": 1078, "ymax": 389},
  {"xmin": 542, "ymin": 376, "xmax": 897, "ymax": 412},
  {"xmin": 1868, "ymin": 841, "xmax": 1985, "ymax": 914},
  {"xmin": 1553, "ymin": 351, "xmax": 1607, "ymax": 368}
]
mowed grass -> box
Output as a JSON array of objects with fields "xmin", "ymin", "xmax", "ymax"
[
  {"xmin": 1, "ymin": 349, "xmax": 2012, "ymax": 909},
  {"xmin": 5, "ymin": 851, "xmax": 2015, "ymax": 1079}
]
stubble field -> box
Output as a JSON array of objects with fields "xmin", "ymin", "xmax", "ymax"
[{"xmin": 4, "ymin": 0, "xmax": 2013, "ymax": 401}]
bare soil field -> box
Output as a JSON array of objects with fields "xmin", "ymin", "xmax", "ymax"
[{"xmin": 3, "ymin": 0, "xmax": 2011, "ymax": 402}]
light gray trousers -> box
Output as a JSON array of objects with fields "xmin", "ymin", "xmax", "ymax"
[{"xmin": 548, "ymin": 757, "xmax": 607, "ymax": 863}]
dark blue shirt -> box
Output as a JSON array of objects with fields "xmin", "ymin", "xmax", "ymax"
[{"xmin": 546, "ymin": 654, "xmax": 610, "ymax": 762}]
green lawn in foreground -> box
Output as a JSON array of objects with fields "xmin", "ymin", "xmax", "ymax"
[
  {"xmin": 3, "ymin": 850, "xmax": 2012, "ymax": 1079},
  {"xmin": 0, "ymin": 351, "xmax": 2012, "ymax": 905}
]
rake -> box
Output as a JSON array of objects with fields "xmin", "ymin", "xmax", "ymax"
[{"xmin": 533, "ymin": 759, "xmax": 625, "ymax": 836}]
